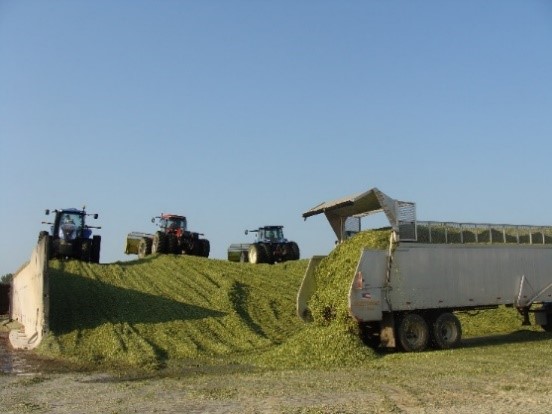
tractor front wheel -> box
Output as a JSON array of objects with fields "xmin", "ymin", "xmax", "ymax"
[
  {"xmin": 152, "ymin": 231, "xmax": 168, "ymax": 254},
  {"xmin": 91, "ymin": 235, "xmax": 101, "ymax": 264},
  {"xmin": 248, "ymin": 243, "xmax": 266, "ymax": 264},
  {"xmin": 138, "ymin": 238, "xmax": 152, "ymax": 258}
]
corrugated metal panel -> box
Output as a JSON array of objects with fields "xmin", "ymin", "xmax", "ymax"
[{"xmin": 388, "ymin": 243, "xmax": 552, "ymax": 311}]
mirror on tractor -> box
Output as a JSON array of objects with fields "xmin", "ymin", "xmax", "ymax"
[
  {"xmin": 93, "ymin": 214, "xmax": 98, "ymax": 219},
  {"xmin": 245, "ymin": 230, "xmax": 248, "ymax": 235},
  {"xmin": 45, "ymin": 209, "xmax": 50, "ymax": 215}
]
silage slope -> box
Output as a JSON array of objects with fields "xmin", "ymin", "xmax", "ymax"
[{"xmin": 41, "ymin": 255, "xmax": 307, "ymax": 369}]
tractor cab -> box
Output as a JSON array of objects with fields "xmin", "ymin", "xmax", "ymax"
[
  {"xmin": 155, "ymin": 214, "xmax": 188, "ymax": 236},
  {"xmin": 248, "ymin": 226, "xmax": 287, "ymax": 244}
]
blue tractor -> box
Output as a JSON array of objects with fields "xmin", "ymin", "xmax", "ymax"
[{"xmin": 39, "ymin": 207, "xmax": 102, "ymax": 263}]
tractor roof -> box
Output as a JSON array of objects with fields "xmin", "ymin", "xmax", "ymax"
[
  {"xmin": 59, "ymin": 208, "xmax": 84, "ymax": 214},
  {"xmin": 161, "ymin": 213, "xmax": 186, "ymax": 220},
  {"xmin": 260, "ymin": 225, "xmax": 283, "ymax": 229}
]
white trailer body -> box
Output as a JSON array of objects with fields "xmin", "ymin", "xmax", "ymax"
[{"xmin": 350, "ymin": 243, "xmax": 552, "ymax": 322}]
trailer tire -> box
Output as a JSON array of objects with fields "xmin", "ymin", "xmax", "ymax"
[
  {"xmin": 359, "ymin": 322, "xmax": 381, "ymax": 349},
  {"xmin": 397, "ymin": 313, "xmax": 429, "ymax": 352},
  {"xmin": 138, "ymin": 238, "xmax": 152, "ymax": 258},
  {"xmin": 540, "ymin": 304, "xmax": 552, "ymax": 332},
  {"xmin": 248, "ymin": 243, "xmax": 265, "ymax": 264},
  {"xmin": 152, "ymin": 231, "xmax": 167, "ymax": 254},
  {"xmin": 430, "ymin": 312, "xmax": 462, "ymax": 349}
]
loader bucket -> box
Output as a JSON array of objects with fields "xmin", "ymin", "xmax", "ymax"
[{"xmin": 125, "ymin": 232, "xmax": 152, "ymax": 255}]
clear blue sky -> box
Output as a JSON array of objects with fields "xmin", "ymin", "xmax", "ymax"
[{"xmin": 1, "ymin": 1, "xmax": 552, "ymax": 275}]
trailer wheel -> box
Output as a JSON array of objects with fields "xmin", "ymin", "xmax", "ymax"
[
  {"xmin": 540, "ymin": 304, "xmax": 552, "ymax": 332},
  {"xmin": 138, "ymin": 238, "xmax": 152, "ymax": 258},
  {"xmin": 248, "ymin": 243, "xmax": 265, "ymax": 264},
  {"xmin": 359, "ymin": 322, "xmax": 381, "ymax": 349},
  {"xmin": 152, "ymin": 231, "xmax": 167, "ymax": 254},
  {"xmin": 431, "ymin": 312, "xmax": 462, "ymax": 349},
  {"xmin": 397, "ymin": 313, "xmax": 429, "ymax": 352}
]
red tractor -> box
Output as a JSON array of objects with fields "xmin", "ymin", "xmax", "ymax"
[{"xmin": 125, "ymin": 213, "xmax": 210, "ymax": 258}]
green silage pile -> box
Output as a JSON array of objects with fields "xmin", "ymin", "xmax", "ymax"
[
  {"xmin": 308, "ymin": 229, "xmax": 392, "ymax": 326},
  {"xmin": 251, "ymin": 229, "xmax": 392, "ymax": 368}
]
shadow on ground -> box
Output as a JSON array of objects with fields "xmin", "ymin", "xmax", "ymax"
[
  {"xmin": 461, "ymin": 329, "xmax": 552, "ymax": 349},
  {"xmin": 48, "ymin": 269, "xmax": 226, "ymax": 334}
]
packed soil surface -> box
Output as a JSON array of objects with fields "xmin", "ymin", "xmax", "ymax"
[
  {"xmin": 2, "ymin": 331, "xmax": 552, "ymax": 414},
  {"xmin": 0, "ymin": 361, "xmax": 551, "ymax": 414}
]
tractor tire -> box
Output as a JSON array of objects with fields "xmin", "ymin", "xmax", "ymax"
[
  {"xmin": 288, "ymin": 241, "xmax": 300, "ymax": 260},
  {"xmin": 168, "ymin": 234, "xmax": 179, "ymax": 254},
  {"xmin": 200, "ymin": 239, "xmax": 210, "ymax": 257},
  {"xmin": 396, "ymin": 313, "xmax": 429, "ymax": 352},
  {"xmin": 138, "ymin": 238, "xmax": 152, "ymax": 258},
  {"xmin": 91, "ymin": 235, "xmax": 101, "ymax": 264},
  {"xmin": 248, "ymin": 243, "xmax": 266, "ymax": 264},
  {"xmin": 81, "ymin": 239, "xmax": 92, "ymax": 262},
  {"xmin": 192, "ymin": 239, "xmax": 203, "ymax": 256},
  {"xmin": 261, "ymin": 243, "xmax": 274, "ymax": 264},
  {"xmin": 152, "ymin": 231, "xmax": 168, "ymax": 254}
]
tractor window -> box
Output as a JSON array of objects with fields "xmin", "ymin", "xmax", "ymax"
[
  {"xmin": 59, "ymin": 213, "xmax": 83, "ymax": 240},
  {"xmin": 264, "ymin": 228, "xmax": 283, "ymax": 241},
  {"xmin": 165, "ymin": 218, "xmax": 187, "ymax": 230}
]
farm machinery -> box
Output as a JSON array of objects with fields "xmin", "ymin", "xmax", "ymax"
[
  {"xmin": 125, "ymin": 213, "xmax": 210, "ymax": 258},
  {"xmin": 39, "ymin": 207, "xmax": 102, "ymax": 263},
  {"xmin": 228, "ymin": 225, "xmax": 300, "ymax": 264}
]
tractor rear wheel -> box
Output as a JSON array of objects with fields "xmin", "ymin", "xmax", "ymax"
[
  {"xmin": 248, "ymin": 243, "xmax": 266, "ymax": 264},
  {"xmin": 200, "ymin": 239, "xmax": 210, "ymax": 257},
  {"xmin": 262, "ymin": 243, "xmax": 274, "ymax": 264},
  {"xmin": 152, "ymin": 231, "xmax": 168, "ymax": 254},
  {"xmin": 288, "ymin": 241, "xmax": 300, "ymax": 260},
  {"xmin": 91, "ymin": 235, "xmax": 101, "ymax": 264}
]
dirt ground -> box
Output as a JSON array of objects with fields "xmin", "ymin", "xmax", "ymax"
[{"xmin": 1, "ymin": 362, "xmax": 551, "ymax": 414}]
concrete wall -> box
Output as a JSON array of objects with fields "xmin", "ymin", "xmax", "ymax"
[{"xmin": 9, "ymin": 236, "xmax": 49, "ymax": 350}]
